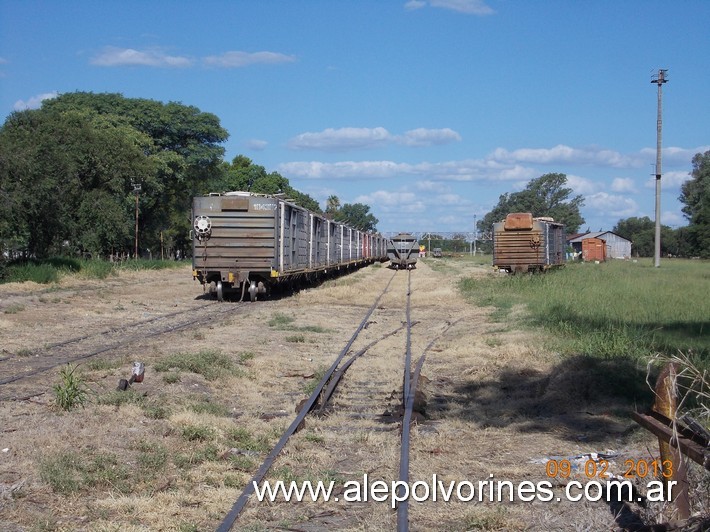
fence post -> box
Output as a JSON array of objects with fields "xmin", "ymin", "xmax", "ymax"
[{"xmin": 652, "ymin": 362, "xmax": 690, "ymax": 519}]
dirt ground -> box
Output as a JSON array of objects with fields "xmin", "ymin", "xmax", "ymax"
[{"xmin": 0, "ymin": 259, "xmax": 683, "ymax": 531}]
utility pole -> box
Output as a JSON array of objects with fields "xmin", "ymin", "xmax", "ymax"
[
  {"xmin": 652, "ymin": 69, "xmax": 668, "ymax": 268},
  {"xmin": 132, "ymin": 182, "xmax": 141, "ymax": 259},
  {"xmin": 473, "ymin": 214, "xmax": 477, "ymax": 256}
]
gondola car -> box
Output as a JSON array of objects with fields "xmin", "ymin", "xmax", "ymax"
[
  {"xmin": 492, "ymin": 213, "xmax": 565, "ymax": 274},
  {"xmin": 192, "ymin": 192, "xmax": 387, "ymax": 301},
  {"xmin": 386, "ymin": 232, "xmax": 418, "ymax": 270}
]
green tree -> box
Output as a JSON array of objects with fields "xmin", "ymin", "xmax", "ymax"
[
  {"xmin": 325, "ymin": 195, "xmax": 341, "ymax": 218},
  {"xmin": 479, "ymin": 173, "xmax": 585, "ymax": 234},
  {"xmin": 612, "ymin": 216, "xmax": 676, "ymax": 257},
  {"xmin": 334, "ymin": 203, "xmax": 379, "ymax": 232},
  {"xmin": 679, "ymin": 150, "xmax": 710, "ymax": 258},
  {"xmin": 0, "ymin": 92, "xmax": 229, "ymax": 258}
]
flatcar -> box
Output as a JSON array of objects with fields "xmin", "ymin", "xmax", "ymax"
[
  {"xmin": 192, "ymin": 192, "xmax": 387, "ymax": 301},
  {"xmin": 386, "ymin": 232, "xmax": 418, "ymax": 270},
  {"xmin": 492, "ymin": 213, "xmax": 565, "ymax": 274}
]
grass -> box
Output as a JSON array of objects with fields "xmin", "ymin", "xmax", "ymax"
[
  {"xmin": 0, "ymin": 257, "xmax": 184, "ymax": 284},
  {"xmin": 268, "ymin": 312, "xmax": 331, "ymax": 334},
  {"xmin": 39, "ymin": 450, "xmax": 131, "ymax": 495},
  {"xmin": 460, "ymin": 259, "xmax": 710, "ymax": 366},
  {"xmin": 53, "ymin": 365, "xmax": 89, "ymax": 411},
  {"xmin": 4, "ymin": 303, "xmax": 25, "ymax": 314},
  {"xmin": 153, "ymin": 349, "xmax": 237, "ymax": 381}
]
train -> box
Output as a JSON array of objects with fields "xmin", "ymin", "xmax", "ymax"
[
  {"xmin": 492, "ymin": 213, "xmax": 565, "ymax": 273},
  {"xmin": 192, "ymin": 192, "xmax": 387, "ymax": 301},
  {"xmin": 386, "ymin": 232, "xmax": 419, "ymax": 269}
]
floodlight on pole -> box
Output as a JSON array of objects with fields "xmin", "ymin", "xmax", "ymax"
[{"xmin": 651, "ymin": 69, "xmax": 668, "ymax": 268}]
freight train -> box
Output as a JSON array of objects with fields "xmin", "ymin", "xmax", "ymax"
[
  {"xmin": 192, "ymin": 192, "xmax": 387, "ymax": 301},
  {"xmin": 492, "ymin": 213, "xmax": 565, "ymax": 273},
  {"xmin": 386, "ymin": 232, "xmax": 419, "ymax": 269}
]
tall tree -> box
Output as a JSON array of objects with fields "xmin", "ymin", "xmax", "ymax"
[
  {"xmin": 479, "ymin": 173, "xmax": 585, "ymax": 234},
  {"xmin": 325, "ymin": 195, "xmax": 341, "ymax": 218},
  {"xmin": 679, "ymin": 150, "xmax": 710, "ymax": 257},
  {"xmin": 0, "ymin": 92, "xmax": 228, "ymax": 258}
]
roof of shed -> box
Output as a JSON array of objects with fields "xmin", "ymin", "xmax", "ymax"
[{"xmin": 566, "ymin": 231, "xmax": 630, "ymax": 243}]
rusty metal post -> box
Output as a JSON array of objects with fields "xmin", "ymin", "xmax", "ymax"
[{"xmin": 652, "ymin": 362, "xmax": 690, "ymax": 519}]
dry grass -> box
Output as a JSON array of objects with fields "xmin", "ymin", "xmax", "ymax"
[{"xmin": 1, "ymin": 260, "xmax": 697, "ymax": 531}]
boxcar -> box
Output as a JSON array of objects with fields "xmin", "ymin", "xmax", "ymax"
[
  {"xmin": 386, "ymin": 232, "xmax": 418, "ymax": 269},
  {"xmin": 492, "ymin": 213, "xmax": 565, "ymax": 273},
  {"xmin": 192, "ymin": 192, "xmax": 386, "ymax": 301}
]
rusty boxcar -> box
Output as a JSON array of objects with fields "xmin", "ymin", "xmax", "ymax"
[
  {"xmin": 492, "ymin": 213, "xmax": 565, "ymax": 273},
  {"xmin": 192, "ymin": 192, "xmax": 387, "ymax": 301}
]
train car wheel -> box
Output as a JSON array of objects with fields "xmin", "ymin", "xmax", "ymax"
[
  {"xmin": 249, "ymin": 280, "xmax": 258, "ymax": 302},
  {"xmin": 216, "ymin": 281, "xmax": 224, "ymax": 302}
]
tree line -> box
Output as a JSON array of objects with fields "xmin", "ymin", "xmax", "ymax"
[
  {"xmin": 1, "ymin": 92, "xmax": 707, "ymax": 263},
  {"xmin": 0, "ymin": 92, "xmax": 378, "ymax": 263},
  {"xmin": 477, "ymin": 158, "xmax": 710, "ymax": 259}
]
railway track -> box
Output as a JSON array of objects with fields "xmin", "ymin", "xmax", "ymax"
[
  {"xmin": 217, "ymin": 268, "xmax": 462, "ymax": 531},
  {"xmin": 0, "ymin": 300, "xmax": 248, "ymax": 402}
]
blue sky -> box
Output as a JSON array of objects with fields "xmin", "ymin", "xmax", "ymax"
[{"xmin": 1, "ymin": 1, "xmax": 708, "ymax": 234}]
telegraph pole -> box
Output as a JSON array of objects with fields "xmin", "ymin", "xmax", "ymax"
[
  {"xmin": 473, "ymin": 214, "xmax": 477, "ymax": 256},
  {"xmin": 652, "ymin": 69, "xmax": 668, "ymax": 268}
]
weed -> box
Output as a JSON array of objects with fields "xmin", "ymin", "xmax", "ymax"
[
  {"xmin": 285, "ymin": 334, "xmax": 306, "ymax": 343},
  {"xmin": 142, "ymin": 401, "xmax": 170, "ymax": 420},
  {"xmin": 53, "ymin": 365, "xmax": 88, "ymax": 411},
  {"xmin": 95, "ymin": 389, "xmax": 144, "ymax": 407},
  {"xmin": 181, "ymin": 425, "xmax": 215, "ymax": 442},
  {"xmin": 225, "ymin": 427, "xmax": 270, "ymax": 452},
  {"xmin": 136, "ymin": 441, "xmax": 168, "ymax": 472},
  {"xmin": 16, "ymin": 348, "xmax": 34, "ymax": 357},
  {"xmin": 303, "ymin": 367, "xmax": 326, "ymax": 396},
  {"xmin": 162, "ymin": 371, "xmax": 181, "ymax": 384},
  {"xmin": 173, "ymin": 444, "xmax": 219, "ymax": 468},
  {"xmin": 4, "ymin": 303, "xmax": 25, "ymax": 314},
  {"xmin": 39, "ymin": 451, "xmax": 131, "ymax": 494},
  {"xmin": 189, "ymin": 398, "xmax": 231, "ymax": 417},
  {"xmin": 85, "ymin": 358, "xmax": 123, "ymax": 371},
  {"xmin": 239, "ymin": 351, "xmax": 255, "ymax": 363},
  {"xmin": 268, "ymin": 312, "xmax": 295, "ymax": 328},
  {"xmin": 154, "ymin": 349, "xmax": 236, "ymax": 381},
  {"xmin": 304, "ymin": 432, "xmax": 325, "ymax": 444},
  {"xmin": 229, "ymin": 454, "xmax": 256, "ymax": 472}
]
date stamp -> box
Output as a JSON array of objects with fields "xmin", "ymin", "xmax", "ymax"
[{"xmin": 545, "ymin": 458, "xmax": 673, "ymax": 479}]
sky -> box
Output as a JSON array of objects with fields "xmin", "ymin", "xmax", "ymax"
[{"xmin": 1, "ymin": 0, "xmax": 709, "ymax": 235}]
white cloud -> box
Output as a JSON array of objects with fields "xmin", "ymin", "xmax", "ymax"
[
  {"xmin": 286, "ymin": 126, "xmax": 461, "ymax": 152},
  {"xmin": 404, "ymin": 0, "xmax": 427, "ymax": 9},
  {"xmin": 611, "ymin": 177, "xmax": 636, "ymax": 193},
  {"xmin": 13, "ymin": 91, "xmax": 58, "ymax": 110},
  {"xmin": 566, "ymin": 174, "xmax": 596, "ymax": 195},
  {"xmin": 277, "ymin": 158, "xmax": 533, "ymax": 182},
  {"xmin": 397, "ymin": 128, "xmax": 461, "ymax": 146},
  {"xmin": 355, "ymin": 190, "xmax": 426, "ymax": 213},
  {"xmin": 405, "ymin": 0, "xmax": 494, "ymax": 15},
  {"xmin": 245, "ymin": 139, "xmax": 268, "ymax": 151},
  {"xmin": 585, "ymin": 192, "xmax": 639, "ymax": 218},
  {"xmin": 91, "ymin": 46, "xmax": 192, "ymax": 67},
  {"xmin": 415, "ymin": 180, "xmax": 449, "ymax": 192},
  {"xmin": 203, "ymin": 51, "xmax": 296, "ymax": 68},
  {"xmin": 644, "ymin": 170, "xmax": 690, "ymax": 190},
  {"xmin": 287, "ymin": 127, "xmax": 391, "ymax": 152},
  {"xmin": 640, "ymin": 145, "xmax": 710, "ymax": 165},
  {"xmin": 490, "ymin": 144, "xmax": 639, "ymax": 168}
]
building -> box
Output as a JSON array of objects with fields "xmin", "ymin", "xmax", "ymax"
[{"xmin": 567, "ymin": 231, "xmax": 632, "ymax": 260}]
